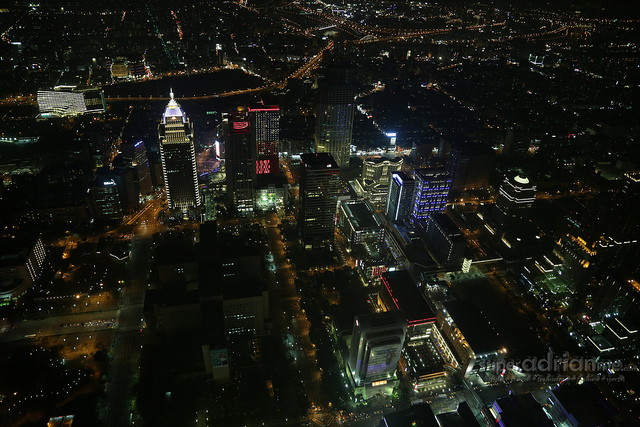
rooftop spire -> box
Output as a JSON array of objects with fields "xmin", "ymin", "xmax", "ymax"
[{"xmin": 170, "ymin": 88, "xmax": 174, "ymax": 99}]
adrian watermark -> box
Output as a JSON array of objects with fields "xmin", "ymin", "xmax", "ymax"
[{"xmin": 492, "ymin": 351, "xmax": 624, "ymax": 375}]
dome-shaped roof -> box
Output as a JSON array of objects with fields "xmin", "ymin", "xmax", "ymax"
[{"xmin": 162, "ymin": 90, "xmax": 185, "ymax": 122}]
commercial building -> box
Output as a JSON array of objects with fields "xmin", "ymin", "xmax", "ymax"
[
  {"xmin": 354, "ymin": 157, "xmax": 402, "ymax": 209},
  {"xmin": 493, "ymin": 174, "xmax": 536, "ymax": 226},
  {"xmin": 222, "ymin": 281, "xmax": 269, "ymax": 336},
  {"xmin": 425, "ymin": 213, "xmax": 466, "ymax": 268},
  {"xmin": 121, "ymin": 140, "xmax": 153, "ymax": 198},
  {"xmin": 249, "ymin": 105, "xmax": 280, "ymax": 176},
  {"xmin": 158, "ymin": 91, "xmax": 200, "ymax": 211},
  {"xmin": 547, "ymin": 383, "xmax": 617, "ymax": 427},
  {"xmin": 254, "ymin": 175, "xmax": 288, "ymax": 213},
  {"xmin": 37, "ymin": 86, "xmax": 106, "ymax": 118},
  {"xmin": 361, "ymin": 157, "xmax": 402, "ymax": 186},
  {"xmin": 224, "ymin": 108, "xmax": 256, "ymax": 216},
  {"xmin": 0, "ymin": 234, "xmax": 47, "ymax": 303},
  {"xmin": 348, "ymin": 311, "xmax": 407, "ymax": 397},
  {"xmin": 89, "ymin": 178, "xmax": 123, "ymax": 221},
  {"xmin": 338, "ymin": 200, "xmax": 384, "ymax": 249},
  {"xmin": 411, "ymin": 168, "xmax": 451, "ymax": 224},
  {"xmin": 379, "ymin": 270, "xmax": 448, "ymax": 391},
  {"xmin": 314, "ymin": 81, "xmax": 356, "ymax": 168},
  {"xmin": 447, "ymin": 142, "xmax": 494, "ymax": 192},
  {"xmin": 299, "ymin": 153, "xmax": 340, "ymax": 247},
  {"xmin": 386, "ymin": 171, "xmax": 415, "ymax": 223},
  {"xmin": 438, "ymin": 300, "xmax": 506, "ymax": 377},
  {"xmin": 489, "ymin": 394, "xmax": 553, "ymax": 427}
]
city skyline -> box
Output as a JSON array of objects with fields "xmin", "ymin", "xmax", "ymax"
[{"xmin": 0, "ymin": 1, "xmax": 639, "ymax": 426}]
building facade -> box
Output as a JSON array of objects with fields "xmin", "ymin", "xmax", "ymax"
[
  {"xmin": 314, "ymin": 82, "xmax": 356, "ymax": 168},
  {"xmin": 411, "ymin": 168, "xmax": 451, "ymax": 223},
  {"xmin": 299, "ymin": 153, "xmax": 340, "ymax": 247},
  {"xmin": 249, "ymin": 105, "xmax": 280, "ymax": 176},
  {"xmin": 348, "ymin": 311, "xmax": 407, "ymax": 390},
  {"xmin": 493, "ymin": 174, "xmax": 536, "ymax": 226},
  {"xmin": 158, "ymin": 92, "xmax": 200, "ymax": 211},
  {"xmin": 338, "ymin": 200, "xmax": 384, "ymax": 249},
  {"xmin": 386, "ymin": 171, "xmax": 415, "ymax": 223},
  {"xmin": 224, "ymin": 108, "xmax": 256, "ymax": 216}
]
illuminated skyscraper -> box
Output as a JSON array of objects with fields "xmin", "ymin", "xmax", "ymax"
[
  {"xmin": 314, "ymin": 81, "xmax": 355, "ymax": 168},
  {"xmin": 223, "ymin": 108, "xmax": 256, "ymax": 215},
  {"xmin": 299, "ymin": 153, "xmax": 339, "ymax": 247},
  {"xmin": 411, "ymin": 168, "xmax": 451, "ymax": 223},
  {"xmin": 249, "ymin": 105, "xmax": 280, "ymax": 175},
  {"xmin": 386, "ymin": 171, "xmax": 415, "ymax": 223},
  {"xmin": 493, "ymin": 174, "xmax": 536, "ymax": 226},
  {"xmin": 348, "ymin": 311, "xmax": 407, "ymax": 388},
  {"xmin": 122, "ymin": 140, "xmax": 153, "ymax": 198},
  {"xmin": 158, "ymin": 91, "xmax": 200, "ymax": 211}
]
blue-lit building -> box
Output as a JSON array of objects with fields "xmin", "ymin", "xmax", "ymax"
[
  {"xmin": 411, "ymin": 168, "xmax": 451, "ymax": 223},
  {"xmin": 386, "ymin": 171, "xmax": 415, "ymax": 223}
]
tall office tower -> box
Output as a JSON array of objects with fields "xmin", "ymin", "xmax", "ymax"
[
  {"xmin": 386, "ymin": 171, "xmax": 415, "ymax": 223},
  {"xmin": 249, "ymin": 105, "xmax": 280, "ymax": 175},
  {"xmin": 447, "ymin": 142, "xmax": 495, "ymax": 192},
  {"xmin": 299, "ymin": 153, "xmax": 339, "ymax": 247},
  {"xmin": 411, "ymin": 168, "xmax": 451, "ymax": 223},
  {"xmin": 493, "ymin": 174, "xmax": 536, "ymax": 226},
  {"xmin": 223, "ymin": 108, "xmax": 256, "ymax": 215},
  {"xmin": 90, "ymin": 178, "xmax": 123, "ymax": 221},
  {"xmin": 158, "ymin": 91, "xmax": 200, "ymax": 211},
  {"xmin": 314, "ymin": 80, "xmax": 356, "ymax": 168},
  {"xmin": 348, "ymin": 311, "xmax": 407, "ymax": 387},
  {"xmin": 425, "ymin": 213, "xmax": 466, "ymax": 268},
  {"xmin": 122, "ymin": 140, "xmax": 153, "ymax": 197}
]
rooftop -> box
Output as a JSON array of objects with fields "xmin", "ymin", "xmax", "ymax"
[
  {"xmin": 381, "ymin": 270, "xmax": 436, "ymax": 326},
  {"xmin": 442, "ymin": 300, "xmax": 503, "ymax": 355},
  {"xmin": 301, "ymin": 152, "xmax": 339, "ymax": 170},
  {"xmin": 341, "ymin": 201, "xmax": 381, "ymax": 229}
]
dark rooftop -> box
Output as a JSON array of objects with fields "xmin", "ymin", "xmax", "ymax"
[
  {"xmin": 381, "ymin": 270, "xmax": 436, "ymax": 325},
  {"xmin": 493, "ymin": 394, "xmax": 553, "ymax": 427},
  {"xmin": 430, "ymin": 213, "xmax": 463, "ymax": 238},
  {"xmin": 301, "ymin": 152, "xmax": 338, "ymax": 170},
  {"xmin": 442, "ymin": 299, "xmax": 503, "ymax": 355},
  {"xmin": 0, "ymin": 234, "xmax": 40, "ymax": 268},
  {"xmin": 342, "ymin": 201, "xmax": 381, "ymax": 229},
  {"xmin": 379, "ymin": 403, "xmax": 439, "ymax": 427}
]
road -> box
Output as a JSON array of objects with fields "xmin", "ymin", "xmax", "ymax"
[
  {"xmin": 262, "ymin": 215, "xmax": 328, "ymax": 421},
  {"xmin": 0, "ymin": 310, "xmax": 118, "ymax": 342},
  {"xmin": 104, "ymin": 196, "xmax": 162, "ymax": 426}
]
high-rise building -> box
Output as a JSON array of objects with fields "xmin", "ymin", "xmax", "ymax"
[
  {"xmin": 386, "ymin": 171, "xmax": 415, "ymax": 223},
  {"xmin": 0, "ymin": 234, "xmax": 47, "ymax": 302},
  {"xmin": 348, "ymin": 311, "xmax": 407, "ymax": 388},
  {"xmin": 299, "ymin": 153, "xmax": 339, "ymax": 247},
  {"xmin": 122, "ymin": 140, "xmax": 153, "ymax": 198},
  {"xmin": 158, "ymin": 91, "xmax": 200, "ymax": 211},
  {"xmin": 223, "ymin": 108, "xmax": 256, "ymax": 216},
  {"xmin": 314, "ymin": 81, "xmax": 355, "ymax": 168},
  {"xmin": 411, "ymin": 168, "xmax": 451, "ymax": 223},
  {"xmin": 447, "ymin": 142, "xmax": 495, "ymax": 192},
  {"xmin": 493, "ymin": 174, "xmax": 536, "ymax": 226},
  {"xmin": 249, "ymin": 105, "xmax": 280, "ymax": 176},
  {"xmin": 90, "ymin": 178, "xmax": 123, "ymax": 221},
  {"xmin": 425, "ymin": 213, "xmax": 466, "ymax": 268}
]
